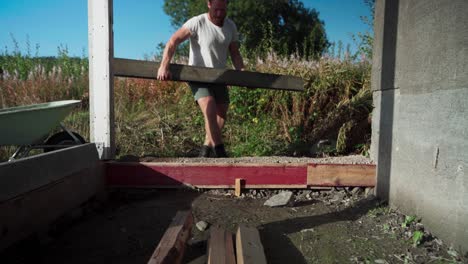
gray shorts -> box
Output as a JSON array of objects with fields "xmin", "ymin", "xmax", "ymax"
[{"xmin": 189, "ymin": 83, "xmax": 230, "ymax": 104}]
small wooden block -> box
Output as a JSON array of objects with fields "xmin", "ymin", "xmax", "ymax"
[
  {"xmin": 147, "ymin": 210, "xmax": 193, "ymax": 264},
  {"xmin": 208, "ymin": 226, "xmax": 236, "ymax": 264},
  {"xmin": 235, "ymin": 178, "xmax": 244, "ymax": 197},
  {"xmin": 236, "ymin": 225, "xmax": 267, "ymax": 264}
]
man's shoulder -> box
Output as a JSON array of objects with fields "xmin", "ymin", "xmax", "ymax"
[
  {"xmin": 224, "ymin": 17, "xmax": 237, "ymax": 29},
  {"xmin": 190, "ymin": 13, "xmax": 207, "ymax": 24}
]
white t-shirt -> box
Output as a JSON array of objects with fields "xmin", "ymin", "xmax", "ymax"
[{"xmin": 183, "ymin": 13, "xmax": 239, "ymax": 69}]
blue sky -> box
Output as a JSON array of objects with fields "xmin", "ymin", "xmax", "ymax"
[{"xmin": 0, "ymin": 0, "xmax": 372, "ymax": 59}]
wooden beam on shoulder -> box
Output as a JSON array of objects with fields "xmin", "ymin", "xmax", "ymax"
[
  {"xmin": 113, "ymin": 58, "xmax": 304, "ymax": 92},
  {"xmin": 147, "ymin": 210, "xmax": 193, "ymax": 264}
]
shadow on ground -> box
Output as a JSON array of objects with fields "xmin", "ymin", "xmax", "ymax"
[{"xmin": 259, "ymin": 197, "xmax": 380, "ymax": 264}]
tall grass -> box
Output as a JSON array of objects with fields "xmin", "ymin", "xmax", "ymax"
[{"xmin": 0, "ymin": 45, "xmax": 372, "ymax": 161}]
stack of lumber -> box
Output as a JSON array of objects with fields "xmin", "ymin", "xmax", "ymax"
[{"xmin": 147, "ymin": 210, "xmax": 267, "ymax": 264}]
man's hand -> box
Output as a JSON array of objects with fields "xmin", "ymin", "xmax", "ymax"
[
  {"xmin": 157, "ymin": 27, "xmax": 191, "ymax": 81},
  {"xmin": 157, "ymin": 65, "xmax": 171, "ymax": 81}
]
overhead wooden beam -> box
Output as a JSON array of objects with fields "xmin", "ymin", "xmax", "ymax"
[
  {"xmin": 113, "ymin": 58, "xmax": 304, "ymax": 92},
  {"xmin": 147, "ymin": 210, "xmax": 193, "ymax": 264},
  {"xmin": 236, "ymin": 226, "xmax": 267, "ymax": 264}
]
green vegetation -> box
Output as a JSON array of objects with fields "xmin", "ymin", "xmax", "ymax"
[
  {"xmin": 1, "ymin": 0, "xmax": 375, "ymax": 161},
  {"xmin": 163, "ymin": 0, "xmax": 328, "ymax": 59},
  {"xmin": 412, "ymin": 230, "xmax": 424, "ymax": 247},
  {"xmin": 402, "ymin": 215, "xmax": 417, "ymax": 228},
  {"xmin": 0, "ymin": 46, "xmax": 372, "ymax": 160}
]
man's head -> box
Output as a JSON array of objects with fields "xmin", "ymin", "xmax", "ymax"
[{"xmin": 207, "ymin": 0, "xmax": 228, "ymax": 27}]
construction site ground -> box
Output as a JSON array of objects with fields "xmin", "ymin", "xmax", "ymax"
[{"xmin": 2, "ymin": 186, "xmax": 465, "ymax": 264}]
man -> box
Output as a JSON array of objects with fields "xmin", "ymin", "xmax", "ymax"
[{"xmin": 157, "ymin": 0, "xmax": 244, "ymax": 158}]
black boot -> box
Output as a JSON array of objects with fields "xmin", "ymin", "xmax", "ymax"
[
  {"xmin": 199, "ymin": 145, "xmax": 213, "ymax": 158},
  {"xmin": 213, "ymin": 144, "xmax": 228, "ymax": 158}
]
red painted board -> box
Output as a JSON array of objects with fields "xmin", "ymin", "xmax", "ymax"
[{"xmin": 106, "ymin": 162, "xmax": 307, "ymax": 187}]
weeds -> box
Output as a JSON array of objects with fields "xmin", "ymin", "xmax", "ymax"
[{"xmin": 0, "ymin": 42, "xmax": 372, "ymax": 160}]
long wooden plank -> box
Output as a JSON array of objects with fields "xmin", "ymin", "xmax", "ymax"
[
  {"xmin": 236, "ymin": 226, "xmax": 267, "ymax": 264},
  {"xmin": 106, "ymin": 162, "xmax": 307, "ymax": 188},
  {"xmin": 0, "ymin": 143, "xmax": 99, "ymax": 202},
  {"xmin": 307, "ymin": 164, "xmax": 376, "ymax": 187},
  {"xmin": 147, "ymin": 210, "xmax": 193, "ymax": 264},
  {"xmin": 113, "ymin": 58, "xmax": 304, "ymax": 92},
  {"xmin": 0, "ymin": 167, "xmax": 104, "ymax": 251},
  {"xmin": 225, "ymin": 231, "xmax": 236, "ymax": 264},
  {"xmin": 208, "ymin": 227, "xmax": 236, "ymax": 264}
]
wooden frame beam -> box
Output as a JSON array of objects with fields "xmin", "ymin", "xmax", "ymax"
[
  {"xmin": 113, "ymin": 58, "xmax": 304, "ymax": 92},
  {"xmin": 106, "ymin": 162, "xmax": 376, "ymax": 188}
]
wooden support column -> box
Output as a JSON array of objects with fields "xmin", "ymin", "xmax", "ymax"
[{"xmin": 88, "ymin": 0, "xmax": 115, "ymax": 159}]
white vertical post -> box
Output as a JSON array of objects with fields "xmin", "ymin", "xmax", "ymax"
[{"xmin": 88, "ymin": 0, "xmax": 115, "ymax": 159}]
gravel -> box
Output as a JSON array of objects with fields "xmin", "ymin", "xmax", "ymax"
[{"xmin": 123, "ymin": 154, "xmax": 374, "ymax": 164}]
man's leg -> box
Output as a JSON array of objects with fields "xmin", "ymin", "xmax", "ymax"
[
  {"xmin": 216, "ymin": 103, "xmax": 229, "ymax": 131},
  {"xmin": 197, "ymin": 96, "xmax": 222, "ymax": 147}
]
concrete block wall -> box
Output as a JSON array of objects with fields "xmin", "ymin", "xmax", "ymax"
[{"xmin": 371, "ymin": 0, "xmax": 468, "ymax": 253}]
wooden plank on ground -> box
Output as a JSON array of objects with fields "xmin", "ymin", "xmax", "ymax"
[
  {"xmin": 208, "ymin": 226, "xmax": 236, "ymax": 264},
  {"xmin": 236, "ymin": 226, "xmax": 267, "ymax": 264},
  {"xmin": 225, "ymin": 231, "xmax": 236, "ymax": 264},
  {"xmin": 307, "ymin": 164, "xmax": 376, "ymax": 187},
  {"xmin": 113, "ymin": 58, "xmax": 304, "ymax": 92},
  {"xmin": 147, "ymin": 210, "xmax": 193, "ymax": 264},
  {"xmin": 107, "ymin": 162, "xmax": 308, "ymax": 188}
]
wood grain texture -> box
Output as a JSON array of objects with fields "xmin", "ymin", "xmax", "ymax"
[
  {"xmin": 208, "ymin": 227, "xmax": 236, "ymax": 264},
  {"xmin": 147, "ymin": 210, "xmax": 193, "ymax": 264},
  {"xmin": 235, "ymin": 178, "xmax": 244, "ymax": 197},
  {"xmin": 307, "ymin": 164, "xmax": 376, "ymax": 187},
  {"xmin": 113, "ymin": 58, "xmax": 304, "ymax": 91},
  {"xmin": 107, "ymin": 162, "xmax": 307, "ymax": 188},
  {"xmin": 236, "ymin": 226, "xmax": 267, "ymax": 264}
]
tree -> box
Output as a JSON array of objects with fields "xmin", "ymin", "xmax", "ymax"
[
  {"xmin": 353, "ymin": 0, "xmax": 375, "ymax": 59},
  {"xmin": 163, "ymin": 0, "xmax": 329, "ymax": 59}
]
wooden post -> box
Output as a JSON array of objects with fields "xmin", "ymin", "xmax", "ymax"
[
  {"xmin": 235, "ymin": 178, "xmax": 244, "ymax": 197},
  {"xmin": 88, "ymin": 0, "xmax": 115, "ymax": 159}
]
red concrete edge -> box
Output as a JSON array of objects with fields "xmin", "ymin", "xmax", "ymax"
[{"xmin": 106, "ymin": 162, "xmax": 308, "ymax": 187}]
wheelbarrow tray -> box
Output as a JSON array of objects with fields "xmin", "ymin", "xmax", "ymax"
[{"xmin": 0, "ymin": 100, "xmax": 81, "ymax": 146}]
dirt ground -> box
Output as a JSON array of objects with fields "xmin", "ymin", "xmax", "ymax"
[{"xmin": 2, "ymin": 187, "xmax": 466, "ymax": 264}]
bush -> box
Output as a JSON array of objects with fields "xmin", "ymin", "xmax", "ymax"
[{"xmin": 0, "ymin": 48, "xmax": 372, "ymax": 160}]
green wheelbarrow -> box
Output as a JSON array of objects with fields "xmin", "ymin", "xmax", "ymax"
[{"xmin": 0, "ymin": 100, "xmax": 86, "ymax": 161}]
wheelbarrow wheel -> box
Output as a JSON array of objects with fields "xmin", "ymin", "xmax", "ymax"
[{"xmin": 43, "ymin": 131, "xmax": 86, "ymax": 152}]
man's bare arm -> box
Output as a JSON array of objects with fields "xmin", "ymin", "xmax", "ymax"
[
  {"xmin": 157, "ymin": 27, "xmax": 191, "ymax": 80},
  {"xmin": 229, "ymin": 41, "xmax": 245, "ymax": 71}
]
